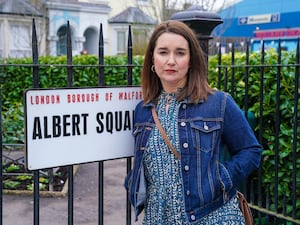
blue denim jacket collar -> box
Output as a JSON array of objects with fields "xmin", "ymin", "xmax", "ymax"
[{"xmin": 143, "ymin": 96, "xmax": 205, "ymax": 108}]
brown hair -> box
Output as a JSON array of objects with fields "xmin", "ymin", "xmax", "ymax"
[{"xmin": 141, "ymin": 20, "xmax": 213, "ymax": 104}]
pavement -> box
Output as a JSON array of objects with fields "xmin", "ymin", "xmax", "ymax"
[{"xmin": 2, "ymin": 158, "xmax": 143, "ymax": 225}]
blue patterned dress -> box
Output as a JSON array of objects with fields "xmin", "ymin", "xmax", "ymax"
[{"xmin": 142, "ymin": 92, "xmax": 246, "ymax": 225}]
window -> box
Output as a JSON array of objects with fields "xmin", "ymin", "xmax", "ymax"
[
  {"xmin": 137, "ymin": 0, "xmax": 150, "ymax": 5},
  {"xmin": 0, "ymin": 23, "xmax": 2, "ymax": 57},
  {"xmin": 78, "ymin": 0, "xmax": 109, "ymax": 3},
  {"xmin": 56, "ymin": 25, "xmax": 75, "ymax": 56},
  {"xmin": 83, "ymin": 28, "xmax": 98, "ymax": 55},
  {"xmin": 10, "ymin": 24, "xmax": 31, "ymax": 57},
  {"xmin": 57, "ymin": 26, "xmax": 67, "ymax": 56},
  {"xmin": 117, "ymin": 31, "xmax": 126, "ymax": 54}
]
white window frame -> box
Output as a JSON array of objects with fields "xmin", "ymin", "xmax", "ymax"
[
  {"xmin": 117, "ymin": 30, "xmax": 126, "ymax": 54},
  {"xmin": 137, "ymin": 0, "xmax": 150, "ymax": 6}
]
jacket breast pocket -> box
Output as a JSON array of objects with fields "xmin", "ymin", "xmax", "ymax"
[{"xmin": 191, "ymin": 121, "xmax": 221, "ymax": 153}]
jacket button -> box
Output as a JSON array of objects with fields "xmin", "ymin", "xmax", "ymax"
[
  {"xmin": 183, "ymin": 143, "xmax": 188, "ymax": 148},
  {"xmin": 182, "ymin": 104, "xmax": 187, "ymax": 109},
  {"xmin": 186, "ymin": 190, "xmax": 190, "ymax": 196},
  {"xmin": 190, "ymin": 215, "xmax": 196, "ymax": 221},
  {"xmin": 204, "ymin": 123, "xmax": 209, "ymax": 130},
  {"xmin": 184, "ymin": 165, "xmax": 189, "ymax": 171},
  {"xmin": 180, "ymin": 122, "xmax": 186, "ymax": 127}
]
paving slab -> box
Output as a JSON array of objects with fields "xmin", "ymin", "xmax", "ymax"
[{"xmin": 2, "ymin": 159, "xmax": 143, "ymax": 225}]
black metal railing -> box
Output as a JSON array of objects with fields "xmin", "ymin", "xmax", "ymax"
[
  {"xmin": 0, "ymin": 89, "xmax": 3, "ymax": 225},
  {"xmin": 216, "ymin": 39, "xmax": 299, "ymax": 225},
  {"xmin": 30, "ymin": 19, "xmax": 135, "ymax": 225},
  {"xmin": 0, "ymin": 19, "xmax": 299, "ymax": 225}
]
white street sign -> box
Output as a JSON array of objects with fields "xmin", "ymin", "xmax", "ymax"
[{"xmin": 25, "ymin": 86, "xmax": 142, "ymax": 170}]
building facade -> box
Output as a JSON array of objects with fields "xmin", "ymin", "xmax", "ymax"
[
  {"xmin": 0, "ymin": 0, "xmax": 46, "ymax": 58},
  {"xmin": 215, "ymin": 0, "xmax": 300, "ymax": 52},
  {"xmin": 0, "ymin": 0, "xmax": 162, "ymax": 57}
]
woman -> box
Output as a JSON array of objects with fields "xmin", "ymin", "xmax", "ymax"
[{"xmin": 125, "ymin": 20, "xmax": 262, "ymax": 224}]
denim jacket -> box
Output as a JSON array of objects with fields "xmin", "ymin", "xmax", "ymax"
[{"xmin": 125, "ymin": 90, "xmax": 262, "ymax": 223}]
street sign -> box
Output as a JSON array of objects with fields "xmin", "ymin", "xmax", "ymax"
[{"xmin": 25, "ymin": 86, "xmax": 142, "ymax": 170}]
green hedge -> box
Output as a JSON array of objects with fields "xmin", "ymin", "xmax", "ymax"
[
  {"xmin": 1, "ymin": 52, "xmax": 299, "ymax": 220},
  {"xmin": 209, "ymin": 49, "xmax": 300, "ymax": 220},
  {"xmin": 0, "ymin": 55, "xmax": 143, "ymax": 143}
]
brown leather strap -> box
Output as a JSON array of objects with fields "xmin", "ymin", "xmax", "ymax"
[
  {"xmin": 151, "ymin": 107, "xmax": 181, "ymax": 159},
  {"xmin": 237, "ymin": 191, "xmax": 254, "ymax": 225}
]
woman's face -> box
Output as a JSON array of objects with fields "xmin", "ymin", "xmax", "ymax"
[{"xmin": 153, "ymin": 32, "xmax": 190, "ymax": 92}]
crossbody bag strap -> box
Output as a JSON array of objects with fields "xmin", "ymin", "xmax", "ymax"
[{"xmin": 151, "ymin": 107, "xmax": 181, "ymax": 159}]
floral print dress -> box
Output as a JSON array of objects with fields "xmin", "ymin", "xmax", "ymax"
[{"xmin": 142, "ymin": 92, "xmax": 188, "ymax": 225}]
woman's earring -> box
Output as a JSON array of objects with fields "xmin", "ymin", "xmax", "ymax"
[{"xmin": 151, "ymin": 65, "xmax": 156, "ymax": 73}]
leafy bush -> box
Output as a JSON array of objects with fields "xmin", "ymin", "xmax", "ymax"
[
  {"xmin": 0, "ymin": 55, "xmax": 143, "ymax": 143},
  {"xmin": 208, "ymin": 49, "xmax": 300, "ymax": 220},
  {"xmin": 1, "ymin": 51, "xmax": 299, "ymax": 220}
]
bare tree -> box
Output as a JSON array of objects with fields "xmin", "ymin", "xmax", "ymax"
[
  {"xmin": 165, "ymin": 0, "xmax": 236, "ymax": 13},
  {"xmin": 163, "ymin": 0, "xmax": 238, "ymax": 36}
]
